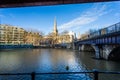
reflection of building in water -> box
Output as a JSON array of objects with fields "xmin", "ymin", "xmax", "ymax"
[{"xmin": 0, "ymin": 52, "xmax": 22, "ymax": 71}]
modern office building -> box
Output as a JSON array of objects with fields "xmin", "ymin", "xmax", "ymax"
[
  {"xmin": 0, "ymin": 24, "xmax": 25, "ymax": 44},
  {"xmin": 0, "ymin": 24, "xmax": 42, "ymax": 46}
]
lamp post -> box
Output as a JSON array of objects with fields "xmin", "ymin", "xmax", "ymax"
[{"xmin": 0, "ymin": 16, "xmax": 1, "ymax": 44}]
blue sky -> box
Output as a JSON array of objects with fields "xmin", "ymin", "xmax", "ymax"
[{"xmin": 0, "ymin": 1, "xmax": 120, "ymax": 35}]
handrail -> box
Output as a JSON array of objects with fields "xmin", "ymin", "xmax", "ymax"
[
  {"xmin": 80, "ymin": 22, "xmax": 120, "ymax": 41},
  {"xmin": 0, "ymin": 70, "xmax": 120, "ymax": 80}
]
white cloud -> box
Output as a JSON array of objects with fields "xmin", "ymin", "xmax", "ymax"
[{"xmin": 58, "ymin": 3, "xmax": 109, "ymax": 32}]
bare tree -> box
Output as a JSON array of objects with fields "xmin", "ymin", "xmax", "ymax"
[{"xmin": 60, "ymin": 30, "xmax": 69, "ymax": 35}]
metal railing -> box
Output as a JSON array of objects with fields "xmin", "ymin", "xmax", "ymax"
[
  {"xmin": 0, "ymin": 70, "xmax": 120, "ymax": 80},
  {"xmin": 80, "ymin": 22, "xmax": 120, "ymax": 40}
]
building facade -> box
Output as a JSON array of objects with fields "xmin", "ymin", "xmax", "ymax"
[
  {"xmin": 0, "ymin": 24, "xmax": 42, "ymax": 46},
  {"xmin": 0, "ymin": 24, "xmax": 25, "ymax": 44},
  {"xmin": 25, "ymin": 32, "xmax": 41, "ymax": 46}
]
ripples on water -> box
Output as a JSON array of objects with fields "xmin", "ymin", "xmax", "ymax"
[
  {"xmin": 0, "ymin": 48, "xmax": 120, "ymax": 80},
  {"xmin": 0, "ymin": 49, "xmax": 92, "ymax": 80},
  {"xmin": 0, "ymin": 49, "xmax": 85, "ymax": 72}
]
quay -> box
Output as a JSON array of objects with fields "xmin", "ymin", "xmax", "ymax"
[{"xmin": 0, "ymin": 44, "xmax": 33, "ymax": 49}]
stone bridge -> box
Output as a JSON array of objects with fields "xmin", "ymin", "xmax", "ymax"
[{"xmin": 74, "ymin": 22, "xmax": 120, "ymax": 61}]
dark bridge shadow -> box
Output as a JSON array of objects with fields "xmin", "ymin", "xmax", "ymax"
[{"xmin": 108, "ymin": 46, "xmax": 120, "ymax": 61}]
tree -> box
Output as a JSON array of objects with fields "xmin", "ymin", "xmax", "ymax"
[
  {"xmin": 5, "ymin": 28, "xmax": 12, "ymax": 44},
  {"xmin": 60, "ymin": 30, "xmax": 69, "ymax": 35},
  {"xmin": 23, "ymin": 31, "xmax": 28, "ymax": 44},
  {"xmin": 39, "ymin": 31, "xmax": 44, "ymax": 37}
]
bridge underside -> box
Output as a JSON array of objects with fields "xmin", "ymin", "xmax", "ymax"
[
  {"xmin": 0, "ymin": 0, "xmax": 118, "ymax": 8},
  {"xmin": 108, "ymin": 46, "xmax": 120, "ymax": 61}
]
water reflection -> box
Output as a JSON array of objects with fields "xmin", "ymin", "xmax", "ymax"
[
  {"xmin": 0, "ymin": 51, "xmax": 22, "ymax": 72},
  {"xmin": 0, "ymin": 49, "xmax": 84, "ymax": 73},
  {"xmin": 0, "ymin": 49, "xmax": 120, "ymax": 80}
]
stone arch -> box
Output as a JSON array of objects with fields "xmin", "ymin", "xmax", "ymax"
[
  {"xmin": 108, "ymin": 46, "xmax": 120, "ymax": 61},
  {"xmin": 81, "ymin": 44, "xmax": 95, "ymax": 52},
  {"xmin": 102, "ymin": 45, "xmax": 116, "ymax": 60}
]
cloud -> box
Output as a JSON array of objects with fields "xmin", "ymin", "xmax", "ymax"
[{"xmin": 58, "ymin": 3, "xmax": 109, "ymax": 32}]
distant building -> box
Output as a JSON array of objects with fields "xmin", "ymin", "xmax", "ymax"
[
  {"xmin": 0, "ymin": 24, "xmax": 25, "ymax": 44},
  {"xmin": 80, "ymin": 33, "xmax": 89, "ymax": 40},
  {"xmin": 0, "ymin": 24, "xmax": 42, "ymax": 46},
  {"xmin": 25, "ymin": 32, "xmax": 41, "ymax": 46},
  {"xmin": 41, "ymin": 17, "xmax": 75, "ymax": 46},
  {"xmin": 0, "ymin": 17, "xmax": 75, "ymax": 46},
  {"xmin": 68, "ymin": 31, "xmax": 75, "ymax": 42},
  {"xmin": 77, "ymin": 32, "xmax": 81, "ymax": 40},
  {"xmin": 58, "ymin": 31, "xmax": 75, "ymax": 44},
  {"xmin": 52, "ymin": 18, "xmax": 75, "ymax": 44},
  {"xmin": 53, "ymin": 17, "xmax": 58, "ymax": 36}
]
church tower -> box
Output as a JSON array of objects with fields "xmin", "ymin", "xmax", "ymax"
[{"xmin": 53, "ymin": 17, "xmax": 58, "ymax": 36}]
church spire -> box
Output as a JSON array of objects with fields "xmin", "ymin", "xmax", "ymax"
[{"xmin": 53, "ymin": 17, "xmax": 58, "ymax": 36}]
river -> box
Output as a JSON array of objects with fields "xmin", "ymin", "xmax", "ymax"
[{"xmin": 0, "ymin": 48, "xmax": 120, "ymax": 80}]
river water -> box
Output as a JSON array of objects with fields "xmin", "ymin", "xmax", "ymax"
[{"xmin": 0, "ymin": 48, "xmax": 120, "ymax": 80}]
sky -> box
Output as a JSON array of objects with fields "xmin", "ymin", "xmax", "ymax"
[{"xmin": 0, "ymin": 1, "xmax": 120, "ymax": 36}]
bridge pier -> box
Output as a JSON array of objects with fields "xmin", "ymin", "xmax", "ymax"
[
  {"xmin": 74, "ymin": 43, "xmax": 79, "ymax": 50},
  {"xmin": 92, "ymin": 45, "xmax": 101, "ymax": 59},
  {"xmin": 73, "ymin": 43, "xmax": 120, "ymax": 60},
  {"xmin": 78, "ymin": 45, "xmax": 82, "ymax": 51},
  {"xmin": 92, "ymin": 45, "xmax": 119, "ymax": 60}
]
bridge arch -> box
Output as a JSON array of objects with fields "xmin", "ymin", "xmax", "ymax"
[
  {"xmin": 108, "ymin": 46, "xmax": 120, "ymax": 61},
  {"xmin": 74, "ymin": 43, "xmax": 120, "ymax": 61},
  {"xmin": 102, "ymin": 45, "xmax": 116, "ymax": 60},
  {"xmin": 79, "ymin": 44, "xmax": 100, "ymax": 58},
  {"xmin": 81, "ymin": 44, "xmax": 95, "ymax": 52}
]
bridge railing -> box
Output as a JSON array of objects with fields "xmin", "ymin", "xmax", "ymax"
[
  {"xmin": 80, "ymin": 22, "xmax": 120, "ymax": 40},
  {"xmin": 0, "ymin": 70, "xmax": 120, "ymax": 80},
  {"xmin": 107, "ymin": 22, "xmax": 120, "ymax": 34}
]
